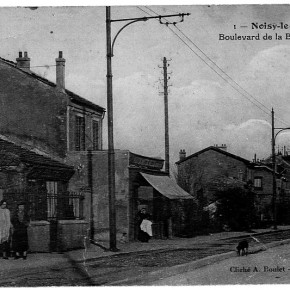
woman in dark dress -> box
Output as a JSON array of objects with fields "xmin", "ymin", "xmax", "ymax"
[
  {"xmin": 136, "ymin": 208, "xmax": 151, "ymax": 242},
  {"xmin": 11, "ymin": 203, "xmax": 30, "ymax": 260}
]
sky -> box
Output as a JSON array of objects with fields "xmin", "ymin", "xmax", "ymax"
[{"xmin": 1, "ymin": 3, "xmax": 290, "ymax": 168}]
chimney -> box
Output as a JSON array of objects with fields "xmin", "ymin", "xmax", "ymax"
[
  {"xmin": 253, "ymin": 153, "xmax": 257, "ymax": 163},
  {"xmin": 16, "ymin": 51, "xmax": 30, "ymax": 72},
  {"xmin": 179, "ymin": 149, "xmax": 186, "ymax": 161},
  {"xmin": 55, "ymin": 51, "xmax": 65, "ymax": 92},
  {"xmin": 215, "ymin": 143, "xmax": 227, "ymax": 151}
]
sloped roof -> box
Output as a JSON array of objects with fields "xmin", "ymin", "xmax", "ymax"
[
  {"xmin": 0, "ymin": 138, "xmax": 73, "ymax": 170},
  {"xmin": 0, "ymin": 56, "xmax": 105, "ymax": 113},
  {"xmin": 258, "ymin": 154, "xmax": 290, "ymax": 173},
  {"xmin": 176, "ymin": 146, "xmax": 251, "ymax": 165},
  {"xmin": 253, "ymin": 164, "xmax": 278, "ymax": 174}
]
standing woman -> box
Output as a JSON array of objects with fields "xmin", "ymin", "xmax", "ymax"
[
  {"xmin": 12, "ymin": 203, "xmax": 30, "ymax": 259},
  {"xmin": 0, "ymin": 199, "xmax": 12, "ymax": 259},
  {"xmin": 136, "ymin": 207, "xmax": 151, "ymax": 242}
]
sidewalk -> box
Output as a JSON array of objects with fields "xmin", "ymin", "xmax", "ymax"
[{"xmin": 1, "ymin": 225, "xmax": 290, "ymax": 274}]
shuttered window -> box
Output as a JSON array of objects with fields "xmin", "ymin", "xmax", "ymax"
[
  {"xmin": 92, "ymin": 120, "xmax": 100, "ymax": 150},
  {"xmin": 75, "ymin": 115, "xmax": 85, "ymax": 151}
]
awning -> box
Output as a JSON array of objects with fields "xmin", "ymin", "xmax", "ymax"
[{"xmin": 140, "ymin": 172, "xmax": 194, "ymax": 200}]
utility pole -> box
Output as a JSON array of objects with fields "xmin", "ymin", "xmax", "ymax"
[
  {"xmin": 272, "ymin": 108, "xmax": 277, "ymax": 230},
  {"xmin": 162, "ymin": 57, "xmax": 170, "ymax": 175},
  {"xmin": 106, "ymin": 7, "xmax": 118, "ymax": 251},
  {"xmin": 106, "ymin": 6, "xmax": 190, "ymax": 251}
]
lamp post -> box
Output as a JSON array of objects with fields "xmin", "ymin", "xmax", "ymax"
[
  {"xmin": 271, "ymin": 108, "xmax": 290, "ymax": 230},
  {"xmin": 106, "ymin": 6, "xmax": 189, "ymax": 251}
]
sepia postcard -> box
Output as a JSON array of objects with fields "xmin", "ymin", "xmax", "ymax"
[{"xmin": 1, "ymin": 1, "xmax": 290, "ymax": 287}]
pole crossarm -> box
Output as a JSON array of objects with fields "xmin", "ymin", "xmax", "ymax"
[
  {"xmin": 110, "ymin": 13, "xmax": 190, "ymax": 56},
  {"xmin": 110, "ymin": 13, "xmax": 190, "ymax": 23}
]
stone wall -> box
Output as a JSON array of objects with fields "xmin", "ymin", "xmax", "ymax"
[
  {"xmin": 66, "ymin": 150, "xmax": 130, "ymax": 242},
  {"xmin": 251, "ymin": 167, "xmax": 273, "ymax": 219},
  {"xmin": 57, "ymin": 220, "xmax": 89, "ymax": 251},
  {"xmin": 0, "ymin": 61, "xmax": 68, "ymax": 157},
  {"xmin": 28, "ymin": 221, "xmax": 50, "ymax": 252}
]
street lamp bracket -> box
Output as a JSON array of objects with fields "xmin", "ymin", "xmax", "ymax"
[
  {"xmin": 274, "ymin": 127, "xmax": 290, "ymax": 141},
  {"xmin": 111, "ymin": 18, "xmax": 148, "ymax": 56}
]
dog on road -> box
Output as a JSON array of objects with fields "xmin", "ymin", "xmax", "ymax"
[{"xmin": 236, "ymin": 240, "xmax": 248, "ymax": 256}]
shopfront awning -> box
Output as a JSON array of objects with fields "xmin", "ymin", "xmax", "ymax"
[{"xmin": 140, "ymin": 172, "xmax": 194, "ymax": 200}]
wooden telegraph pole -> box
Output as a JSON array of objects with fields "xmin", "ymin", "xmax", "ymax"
[{"xmin": 162, "ymin": 57, "xmax": 170, "ymax": 175}]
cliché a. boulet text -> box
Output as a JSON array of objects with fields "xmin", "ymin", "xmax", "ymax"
[{"xmin": 230, "ymin": 266, "xmax": 286, "ymax": 273}]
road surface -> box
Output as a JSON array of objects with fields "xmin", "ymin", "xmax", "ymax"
[
  {"xmin": 149, "ymin": 243, "xmax": 290, "ymax": 285},
  {"xmin": 1, "ymin": 230, "xmax": 290, "ymax": 286}
]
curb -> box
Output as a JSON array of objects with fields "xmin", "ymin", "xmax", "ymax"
[
  {"xmin": 71, "ymin": 247, "xmax": 176, "ymax": 264},
  {"xmin": 71, "ymin": 228, "xmax": 290, "ymax": 264},
  {"xmin": 107, "ymin": 238, "xmax": 290, "ymax": 286},
  {"xmin": 220, "ymin": 228, "xmax": 289, "ymax": 240}
]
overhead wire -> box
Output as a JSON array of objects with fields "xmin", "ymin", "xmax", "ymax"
[
  {"xmin": 149, "ymin": 6, "xmax": 290, "ymax": 126},
  {"xmin": 138, "ymin": 6, "xmax": 289, "ymax": 126},
  {"xmin": 143, "ymin": 7, "xmax": 271, "ymax": 113}
]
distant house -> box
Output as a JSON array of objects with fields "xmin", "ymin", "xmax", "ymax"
[
  {"xmin": 0, "ymin": 51, "xmax": 105, "ymax": 251},
  {"xmin": 176, "ymin": 145, "xmax": 286, "ymax": 226},
  {"xmin": 176, "ymin": 145, "xmax": 251, "ymax": 204}
]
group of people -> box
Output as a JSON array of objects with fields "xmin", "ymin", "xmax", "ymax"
[{"xmin": 0, "ymin": 199, "xmax": 30, "ymax": 260}]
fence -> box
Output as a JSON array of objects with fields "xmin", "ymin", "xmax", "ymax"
[
  {"xmin": 45, "ymin": 191, "xmax": 84, "ymax": 221},
  {"xmin": 4, "ymin": 187, "xmax": 84, "ymax": 221}
]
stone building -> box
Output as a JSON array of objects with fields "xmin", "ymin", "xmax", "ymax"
[
  {"xmin": 176, "ymin": 145, "xmax": 251, "ymax": 204},
  {"xmin": 176, "ymin": 145, "xmax": 286, "ymax": 227},
  {"xmin": 0, "ymin": 51, "xmax": 105, "ymax": 251}
]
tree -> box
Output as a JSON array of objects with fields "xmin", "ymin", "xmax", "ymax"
[{"xmin": 215, "ymin": 187, "xmax": 256, "ymax": 231}]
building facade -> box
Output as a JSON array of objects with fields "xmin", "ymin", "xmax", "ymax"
[
  {"xmin": 176, "ymin": 145, "xmax": 287, "ymax": 227},
  {"xmin": 0, "ymin": 51, "xmax": 105, "ymax": 251},
  {"xmin": 67, "ymin": 150, "xmax": 193, "ymax": 242},
  {"xmin": 260, "ymin": 153, "xmax": 290, "ymax": 223}
]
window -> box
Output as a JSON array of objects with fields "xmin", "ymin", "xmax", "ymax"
[
  {"xmin": 238, "ymin": 170, "xmax": 243, "ymax": 181},
  {"xmin": 254, "ymin": 177, "xmax": 263, "ymax": 189},
  {"xmin": 92, "ymin": 120, "xmax": 100, "ymax": 150},
  {"xmin": 47, "ymin": 181, "xmax": 58, "ymax": 219},
  {"xmin": 75, "ymin": 115, "xmax": 85, "ymax": 151}
]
